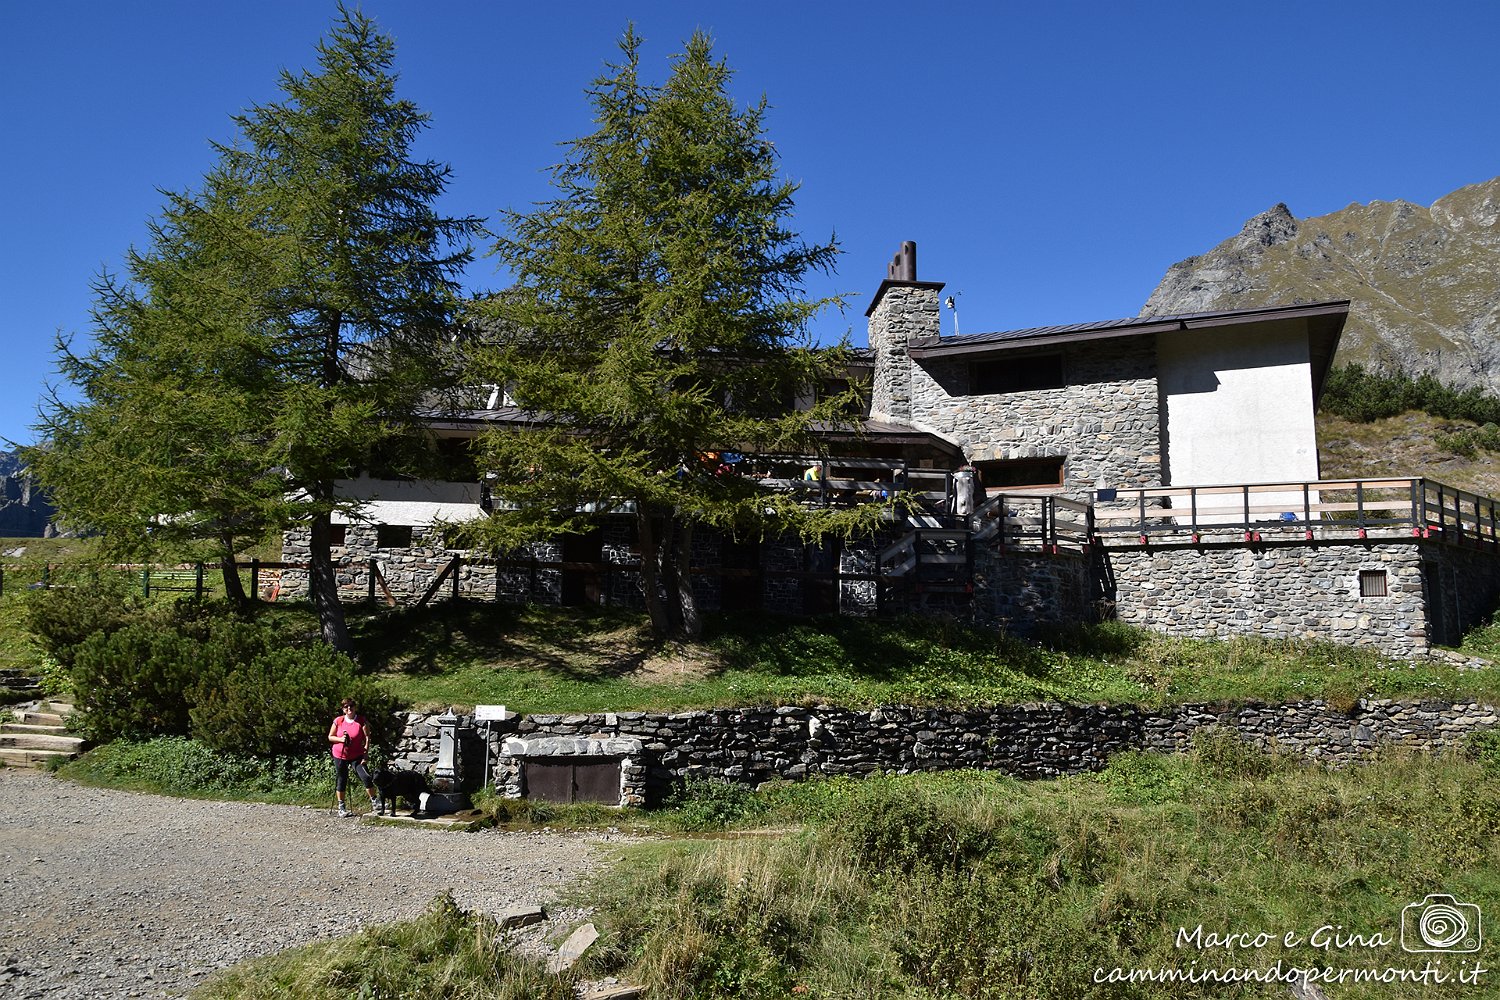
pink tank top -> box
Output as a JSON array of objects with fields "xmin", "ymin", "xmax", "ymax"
[{"xmin": 331, "ymin": 715, "xmax": 367, "ymax": 760}]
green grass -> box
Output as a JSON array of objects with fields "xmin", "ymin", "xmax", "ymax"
[
  {"xmin": 347, "ymin": 602, "xmax": 1500, "ymax": 714},
  {"xmin": 575, "ymin": 739, "xmax": 1500, "ymax": 998},
  {"xmin": 56, "ymin": 737, "xmax": 335, "ymax": 805},
  {"xmin": 193, "ymin": 892, "xmax": 574, "ymax": 1000}
]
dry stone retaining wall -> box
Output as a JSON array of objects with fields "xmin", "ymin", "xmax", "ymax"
[{"xmin": 388, "ymin": 698, "xmax": 1498, "ymax": 806}]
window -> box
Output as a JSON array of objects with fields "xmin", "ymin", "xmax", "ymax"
[
  {"xmin": 974, "ymin": 457, "xmax": 1066, "ymax": 491},
  {"xmin": 376, "ymin": 524, "xmax": 412, "ymax": 549},
  {"xmin": 329, "ymin": 524, "xmax": 347, "ymax": 547},
  {"xmin": 1359, "ymin": 570, "xmax": 1388, "ymax": 598},
  {"xmin": 435, "ymin": 437, "xmax": 478, "ymax": 482},
  {"xmin": 970, "ymin": 353, "xmax": 1064, "ymax": 395}
]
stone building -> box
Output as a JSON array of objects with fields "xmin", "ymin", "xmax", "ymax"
[{"xmin": 278, "ymin": 242, "xmax": 1500, "ymax": 656}]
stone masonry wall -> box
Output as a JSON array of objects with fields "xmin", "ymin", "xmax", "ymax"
[
  {"xmin": 910, "ymin": 339, "xmax": 1162, "ymax": 498},
  {"xmin": 972, "ymin": 547, "xmax": 1093, "ymax": 632},
  {"xmin": 391, "ymin": 699, "xmax": 1498, "ymax": 806},
  {"xmin": 867, "ymin": 284, "xmax": 941, "ymax": 425},
  {"xmin": 279, "ymin": 523, "xmax": 887, "ymax": 617},
  {"xmin": 1104, "ymin": 540, "xmax": 1431, "ymax": 656},
  {"xmin": 1422, "ymin": 541, "xmax": 1500, "ymax": 646}
]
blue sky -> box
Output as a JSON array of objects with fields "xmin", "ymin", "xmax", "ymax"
[{"xmin": 4, "ymin": 1, "xmax": 1499, "ymax": 448}]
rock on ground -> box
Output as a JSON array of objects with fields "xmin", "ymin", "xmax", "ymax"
[{"xmin": 0, "ymin": 768, "xmax": 614, "ymax": 999}]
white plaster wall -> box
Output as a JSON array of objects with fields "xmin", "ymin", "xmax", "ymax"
[
  {"xmin": 1159, "ymin": 321, "xmax": 1320, "ymax": 490},
  {"xmin": 331, "ymin": 476, "xmax": 483, "ymax": 526}
]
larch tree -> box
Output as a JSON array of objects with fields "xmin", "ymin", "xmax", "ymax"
[
  {"xmin": 463, "ymin": 29, "xmax": 883, "ymax": 640},
  {"xmin": 30, "ymin": 7, "xmax": 479, "ymax": 650}
]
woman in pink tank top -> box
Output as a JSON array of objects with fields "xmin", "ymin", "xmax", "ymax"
[{"xmin": 328, "ymin": 697, "xmax": 379, "ymax": 817}]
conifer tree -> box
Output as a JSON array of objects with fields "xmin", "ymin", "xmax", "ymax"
[
  {"xmin": 31, "ymin": 7, "xmax": 479, "ymax": 649},
  {"xmin": 466, "ymin": 30, "xmax": 880, "ymax": 639}
]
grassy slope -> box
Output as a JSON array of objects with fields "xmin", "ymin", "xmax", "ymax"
[
  {"xmin": 576, "ymin": 744, "xmax": 1500, "ymax": 999},
  {"xmin": 347, "ymin": 602, "xmax": 1500, "ymax": 715},
  {"xmin": 1317, "ymin": 411, "xmax": 1500, "ymax": 497}
]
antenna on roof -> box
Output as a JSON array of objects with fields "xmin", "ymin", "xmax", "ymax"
[{"xmin": 944, "ymin": 293, "xmax": 960, "ymax": 338}]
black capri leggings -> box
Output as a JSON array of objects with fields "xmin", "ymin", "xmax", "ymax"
[{"xmin": 333, "ymin": 756, "xmax": 372, "ymax": 794}]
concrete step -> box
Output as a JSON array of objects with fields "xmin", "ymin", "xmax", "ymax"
[
  {"xmin": 0, "ymin": 746, "xmax": 74, "ymax": 768},
  {"xmin": 0, "ymin": 731, "xmax": 84, "ymax": 751},
  {"xmin": 45, "ymin": 701, "xmax": 76, "ymax": 716}
]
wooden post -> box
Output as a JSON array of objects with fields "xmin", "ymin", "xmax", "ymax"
[
  {"xmin": 451, "ymin": 555, "xmax": 462, "ymax": 602},
  {"xmin": 250, "ymin": 559, "xmax": 260, "ymax": 601},
  {"xmin": 195, "ymin": 562, "xmax": 204, "ymax": 599},
  {"xmin": 141, "ymin": 565, "xmax": 149, "ymax": 597}
]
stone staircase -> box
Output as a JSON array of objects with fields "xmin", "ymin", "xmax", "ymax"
[
  {"xmin": 1, "ymin": 700, "xmax": 84, "ymax": 768},
  {"xmin": 0, "ymin": 667, "xmax": 42, "ymax": 700}
]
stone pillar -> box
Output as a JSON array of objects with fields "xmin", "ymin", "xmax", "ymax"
[{"xmin": 866, "ymin": 242, "xmax": 944, "ymax": 426}]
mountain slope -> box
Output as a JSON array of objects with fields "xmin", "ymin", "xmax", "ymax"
[{"xmin": 1143, "ymin": 177, "xmax": 1500, "ymax": 391}]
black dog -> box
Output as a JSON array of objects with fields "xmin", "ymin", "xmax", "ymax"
[{"xmin": 373, "ymin": 766, "xmax": 428, "ymax": 817}]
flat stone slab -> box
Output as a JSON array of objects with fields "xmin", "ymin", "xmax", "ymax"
[
  {"xmin": 498, "ymin": 904, "xmax": 546, "ymax": 929},
  {"xmin": 581, "ymin": 984, "xmax": 642, "ymax": 1000},
  {"xmin": 502, "ymin": 736, "xmax": 643, "ymax": 757},
  {"xmin": 362, "ymin": 809, "xmax": 487, "ymax": 832},
  {"xmin": 547, "ymin": 922, "xmax": 599, "ymax": 973}
]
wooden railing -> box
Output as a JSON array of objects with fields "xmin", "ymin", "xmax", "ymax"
[
  {"xmin": 1093, "ymin": 478, "xmax": 1500, "ymax": 546},
  {"xmin": 752, "ymin": 456, "xmax": 953, "ymax": 509},
  {"xmin": 971, "ymin": 493, "xmax": 1093, "ymax": 552}
]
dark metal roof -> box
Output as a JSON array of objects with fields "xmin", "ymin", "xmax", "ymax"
[{"xmin": 908, "ymin": 300, "xmax": 1350, "ymax": 358}]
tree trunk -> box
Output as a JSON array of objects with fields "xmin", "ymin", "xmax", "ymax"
[
  {"xmin": 311, "ymin": 315, "xmax": 354, "ymax": 654},
  {"xmin": 656, "ymin": 515, "xmax": 684, "ymax": 636},
  {"xmin": 636, "ymin": 510, "xmax": 672, "ymax": 637},
  {"xmin": 219, "ymin": 551, "xmax": 248, "ymax": 607},
  {"xmin": 309, "ymin": 506, "xmax": 354, "ymax": 653},
  {"xmin": 673, "ymin": 520, "xmax": 701, "ymax": 640}
]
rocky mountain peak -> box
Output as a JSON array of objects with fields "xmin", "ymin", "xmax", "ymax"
[
  {"xmin": 1141, "ymin": 177, "xmax": 1500, "ymax": 392},
  {"xmin": 1236, "ymin": 203, "xmax": 1298, "ymax": 248}
]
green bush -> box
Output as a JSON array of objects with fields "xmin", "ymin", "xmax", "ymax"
[
  {"xmin": 662, "ymin": 778, "xmax": 770, "ymax": 831},
  {"xmin": 199, "ymin": 892, "xmax": 575, "ymax": 999},
  {"xmin": 190, "ymin": 644, "xmax": 396, "ymax": 757},
  {"xmin": 837, "ymin": 784, "xmax": 994, "ymax": 875},
  {"xmin": 23, "ymin": 569, "xmax": 142, "ymax": 666},
  {"xmin": 1189, "ymin": 725, "xmax": 1289, "ymax": 780},
  {"xmin": 70, "ymin": 622, "xmax": 200, "ymax": 741},
  {"xmin": 1468, "ymin": 728, "xmax": 1500, "ymax": 777},
  {"xmin": 1320, "ymin": 362, "xmax": 1500, "ymax": 425}
]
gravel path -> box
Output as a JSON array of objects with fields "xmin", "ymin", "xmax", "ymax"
[{"xmin": 0, "ymin": 768, "xmax": 618, "ymax": 999}]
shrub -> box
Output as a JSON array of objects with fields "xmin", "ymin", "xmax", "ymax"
[
  {"xmin": 838, "ymin": 785, "xmax": 993, "ymax": 875},
  {"xmin": 1320, "ymin": 362, "xmax": 1500, "ymax": 425},
  {"xmin": 1468, "ymin": 728, "xmax": 1500, "ymax": 777},
  {"xmin": 23, "ymin": 569, "xmax": 142, "ymax": 666},
  {"xmin": 662, "ymin": 778, "xmax": 769, "ymax": 831},
  {"xmin": 1189, "ymin": 725, "xmax": 1289, "ymax": 780},
  {"xmin": 190, "ymin": 644, "xmax": 395, "ymax": 757},
  {"xmin": 70, "ymin": 622, "xmax": 200, "ymax": 741}
]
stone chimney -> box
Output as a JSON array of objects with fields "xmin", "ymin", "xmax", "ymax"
[{"xmin": 866, "ymin": 241, "xmax": 943, "ymax": 426}]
